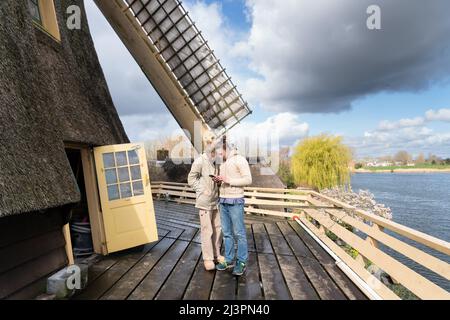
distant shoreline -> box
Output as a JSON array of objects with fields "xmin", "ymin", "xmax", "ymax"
[{"xmin": 353, "ymin": 168, "xmax": 450, "ymax": 174}]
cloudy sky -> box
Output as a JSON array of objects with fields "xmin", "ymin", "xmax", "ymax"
[{"xmin": 85, "ymin": 0, "xmax": 450, "ymax": 159}]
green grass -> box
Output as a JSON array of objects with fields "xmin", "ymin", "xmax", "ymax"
[{"xmin": 361, "ymin": 163, "xmax": 450, "ymax": 171}]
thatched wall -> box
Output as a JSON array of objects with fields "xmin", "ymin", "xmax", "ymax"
[{"xmin": 0, "ymin": 0, "xmax": 128, "ymax": 217}]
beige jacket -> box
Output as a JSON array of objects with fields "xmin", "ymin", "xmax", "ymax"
[
  {"xmin": 219, "ymin": 149, "xmax": 252, "ymax": 199},
  {"xmin": 188, "ymin": 153, "xmax": 219, "ymax": 210}
]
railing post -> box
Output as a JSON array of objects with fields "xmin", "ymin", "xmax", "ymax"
[
  {"xmin": 366, "ymin": 223, "xmax": 399, "ymax": 284},
  {"xmin": 250, "ymin": 189, "xmax": 258, "ymax": 216}
]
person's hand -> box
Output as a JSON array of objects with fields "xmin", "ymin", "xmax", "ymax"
[{"xmin": 213, "ymin": 175, "xmax": 228, "ymax": 184}]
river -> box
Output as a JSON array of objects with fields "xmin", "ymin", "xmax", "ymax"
[{"xmin": 351, "ymin": 173, "xmax": 450, "ymax": 292}]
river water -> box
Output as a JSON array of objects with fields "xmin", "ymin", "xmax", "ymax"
[{"xmin": 351, "ymin": 173, "xmax": 450, "ymax": 292}]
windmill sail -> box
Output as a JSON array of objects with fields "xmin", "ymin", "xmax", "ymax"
[{"xmin": 95, "ymin": 0, "xmax": 252, "ymax": 144}]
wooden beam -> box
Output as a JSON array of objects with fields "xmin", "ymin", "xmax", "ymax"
[{"xmin": 62, "ymin": 224, "xmax": 74, "ymax": 265}]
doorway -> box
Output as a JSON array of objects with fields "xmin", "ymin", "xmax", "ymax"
[
  {"xmin": 62, "ymin": 142, "xmax": 158, "ymax": 260},
  {"xmin": 65, "ymin": 148, "xmax": 95, "ymax": 260}
]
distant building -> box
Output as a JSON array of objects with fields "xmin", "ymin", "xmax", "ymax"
[{"xmin": 366, "ymin": 161, "xmax": 393, "ymax": 167}]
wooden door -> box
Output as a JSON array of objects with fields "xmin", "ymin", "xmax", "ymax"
[{"xmin": 94, "ymin": 143, "xmax": 157, "ymax": 253}]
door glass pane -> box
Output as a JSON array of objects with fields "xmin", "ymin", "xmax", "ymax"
[
  {"xmin": 107, "ymin": 185, "xmax": 120, "ymax": 201},
  {"xmin": 103, "ymin": 153, "xmax": 115, "ymax": 168},
  {"xmin": 130, "ymin": 165, "xmax": 142, "ymax": 181},
  {"xmin": 120, "ymin": 183, "xmax": 132, "ymax": 198},
  {"xmin": 132, "ymin": 180, "xmax": 144, "ymax": 196},
  {"xmin": 118, "ymin": 167, "xmax": 130, "ymax": 182},
  {"xmin": 105, "ymin": 169, "xmax": 118, "ymax": 184},
  {"xmin": 116, "ymin": 151, "xmax": 128, "ymax": 166},
  {"xmin": 128, "ymin": 150, "xmax": 140, "ymax": 165}
]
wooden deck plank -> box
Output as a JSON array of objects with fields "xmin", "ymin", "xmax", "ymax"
[
  {"xmin": 155, "ymin": 203, "xmax": 198, "ymax": 216},
  {"xmin": 265, "ymin": 223, "xmax": 294, "ymax": 256},
  {"xmin": 278, "ymin": 222, "xmax": 347, "ymax": 300},
  {"xmin": 237, "ymin": 252, "xmax": 263, "ymax": 300},
  {"xmin": 75, "ymin": 202, "xmax": 365, "ymax": 301},
  {"xmin": 276, "ymin": 255, "xmax": 319, "ymax": 300},
  {"xmin": 183, "ymin": 256, "xmax": 215, "ymax": 300},
  {"xmin": 155, "ymin": 222, "xmax": 185, "ymax": 240},
  {"xmin": 156, "ymin": 218, "xmax": 199, "ymax": 233},
  {"xmin": 75, "ymin": 243, "xmax": 158, "ymax": 300},
  {"xmin": 156, "ymin": 216, "xmax": 200, "ymax": 229},
  {"xmin": 156, "ymin": 219, "xmax": 197, "ymax": 242},
  {"xmin": 288, "ymin": 220, "xmax": 336, "ymax": 264},
  {"xmin": 297, "ymin": 258, "xmax": 347, "ymax": 300},
  {"xmin": 192, "ymin": 229, "xmax": 202, "ymax": 244},
  {"xmin": 288, "ymin": 221, "xmax": 367, "ymax": 300},
  {"xmin": 155, "ymin": 213, "xmax": 200, "ymax": 225},
  {"xmin": 264, "ymin": 222, "xmax": 319, "ymax": 300},
  {"xmin": 246, "ymin": 224, "xmax": 256, "ymax": 253},
  {"xmin": 156, "ymin": 211, "xmax": 200, "ymax": 222},
  {"xmin": 252, "ymin": 224, "xmax": 274, "ymax": 254},
  {"xmin": 277, "ymin": 222, "xmax": 316, "ymax": 259},
  {"xmin": 83, "ymin": 256, "xmax": 118, "ymax": 285},
  {"xmin": 157, "ymin": 228, "xmax": 170, "ymax": 238},
  {"xmin": 100, "ymin": 237, "xmax": 176, "ymax": 300},
  {"xmin": 156, "ymin": 242, "xmax": 202, "ymax": 300},
  {"xmin": 258, "ymin": 254, "xmax": 291, "ymax": 300},
  {"xmin": 210, "ymin": 268, "xmax": 237, "ymax": 300},
  {"xmin": 128, "ymin": 240, "xmax": 189, "ymax": 300}
]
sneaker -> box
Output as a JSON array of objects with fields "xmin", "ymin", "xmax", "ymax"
[
  {"xmin": 216, "ymin": 261, "xmax": 235, "ymax": 271},
  {"xmin": 232, "ymin": 261, "xmax": 246, "ymax": 276}
]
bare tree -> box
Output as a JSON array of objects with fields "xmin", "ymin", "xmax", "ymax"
[
  {"xmin": 415, "ymin": 153, "xmax": 425, "ymax": 164},
  {"xmin": 394, "ymin": 150, "xmax": 412, "ymax": 165}
]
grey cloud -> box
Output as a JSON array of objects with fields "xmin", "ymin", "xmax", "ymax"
[{"xmin": 244, "ymin": 0, "xmax": 450, "ymax": 113}]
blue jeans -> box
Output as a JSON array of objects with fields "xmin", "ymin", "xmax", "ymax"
[{"xmin": 219, "ymin": 202, "xmax": 248, "ymax": 264}]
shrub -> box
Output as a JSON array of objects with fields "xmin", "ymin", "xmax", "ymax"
[
  {"xmin": 291, "ymin": 134, "xmax": 352, "ymax": 190},
  {"xmin": 354, "ymin": 163, "xmax": 363, "ymax": 169},
  {"xmin": 277, "ymin": 162, "xmax": 296, "ymax": 188}
]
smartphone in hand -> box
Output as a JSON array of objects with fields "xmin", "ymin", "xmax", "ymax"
[{"xmin": 209, "ymin": 175, "xmax": 222, "ymax": 184}]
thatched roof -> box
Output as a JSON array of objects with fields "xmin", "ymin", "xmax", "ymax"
[{"xmin": 0, "ymin": 1, "xmax": 128, "ymax": 217}]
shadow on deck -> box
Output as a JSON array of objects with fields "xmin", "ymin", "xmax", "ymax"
[{"xmin": 74, "ymin": 201, "xmax": 367, "ymax": 300}]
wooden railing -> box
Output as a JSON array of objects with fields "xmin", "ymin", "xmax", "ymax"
[{"xmin": 151, "ymin": 181, "xmax": 450, "ymax": 300}]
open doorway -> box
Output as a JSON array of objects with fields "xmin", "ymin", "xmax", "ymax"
[{"xmin": 65, "ymin": 148, "xmax": 94, "ymax": 260}]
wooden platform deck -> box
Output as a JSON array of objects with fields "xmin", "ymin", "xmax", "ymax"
[{"xmin": 74, "ymin": 201, "xmax": 367, "ymax": 300}]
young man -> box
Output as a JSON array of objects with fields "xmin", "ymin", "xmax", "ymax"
[
  {"xmin": 187, "ymin": 136, "xmax": 224, "ymax": 271},
  {"xmin": 213, "ymin": 139, "xmax": 252, "ymax": 276}
]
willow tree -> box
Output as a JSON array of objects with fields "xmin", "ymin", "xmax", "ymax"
[{"xmin": 291, "ymin": 135, "xmax": 352, "ymax": 190}]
